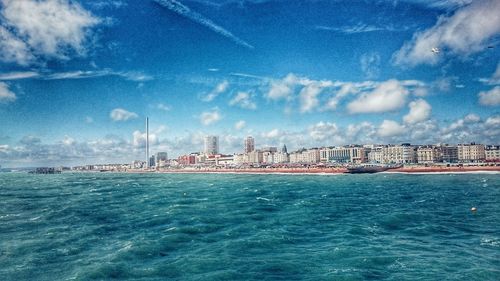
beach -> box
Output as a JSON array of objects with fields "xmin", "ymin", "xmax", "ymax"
[{"xmin": 130, "ymin": 165, "xmax": 500, "ymax": 174}]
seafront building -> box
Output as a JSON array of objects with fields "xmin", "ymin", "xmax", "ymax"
[
  {"xmin": 156, "ymin": 152, "xmax": 168, "ymax": 168},
  {"xmin": 440, "ymin": 145, "xmax": 459, "ymax": 163},
  {"xmin": 381, "ymin": 144, "xmax": 416, "ymax": 164},
  {"xmin": 368, "ymin": 147, "xmax": 384, "ymax": 163},
  {"xmin": 320, "ymin": 146, "xmax": 366, "ymax": 163},
  {"xmin": 485, "ymin": 145, "xmax": 500, "ymax": 162},
  {"xmin": 244, "ymin": 136, "xmax": 255, "ymax": 153},
  {"xmin": 457, "ymin": 143, "xmax": 486, "ymax": 163},
  {"xmin": 417, "ymin": 146, "xmax": 442, "ymax": 164},
  {"xmin": 204, "ymin": 136, "xmax": 219, "ymax": 155}
]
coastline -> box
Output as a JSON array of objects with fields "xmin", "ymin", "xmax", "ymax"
[{"xmin": 122, "ymin": 165, "xmax": 500, "ymax": 175}]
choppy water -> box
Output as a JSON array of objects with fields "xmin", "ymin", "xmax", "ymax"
[{"xmin": 0, "ymin": 173, "xmax": 499, "ymax": 280}]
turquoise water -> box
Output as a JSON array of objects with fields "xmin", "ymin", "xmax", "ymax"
[{"xmin": 0, "ymin": 173, "xmax": 499, "ymax": 280}]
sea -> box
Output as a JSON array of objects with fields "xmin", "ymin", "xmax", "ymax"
[{"xmin": 0, "ymin": 172, "xmax": 499, "ymax": 280}]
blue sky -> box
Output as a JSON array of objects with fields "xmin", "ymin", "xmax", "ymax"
[{"xmin": 0, "ymin": 0, "xmax": 499, "ymax": 167}]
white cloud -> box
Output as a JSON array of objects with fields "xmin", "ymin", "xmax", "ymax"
[
  {"xmin": 267, "ymin": 73, "xmax": 336, "ymax": 112},
  {"xmin": 110, "ymin": 108, "xmax": 138, "ymax": 121},
  {"xmin": 393, "ymin": 0, "xmax": 500, "ymax": 66},
  {"xmin": 299, "ymin": 83, "xmax": 324, "ymax": 113},
  {"xmin": 0, "ymin": 26, "xmax": 34, "ymax": 65},
  {"xmin": 403, "ymin": 99, "xmax": 431, "ymax": 124},
  {"xmin": 44, "ymin": 70, "xmax": 153, "ymax": 81},
  {"xmin": 324, "ymin": 82, "xmax": 362, "ymax": 111},
  {"xmin": 0, "ymin": 0, "xmax": 100, "ymax": 65},
  {"xmin": 264, "ymin": 129, "xmax": 280, "ymax": 139},
  {"xmin": 378, "ymin": 120, "xmax": 405, "ymax": 137},
  {"xmin": 439, "ymin": 114, "xmax": 499, "ymax": 143},
  {"xmin": 203, "ymin": 80, "xmax": 229, "ymax": 102},
  {"xmin": 345, "ymin": 122, "xmax": 377, "ymax": 144},
  {"xmin": 85, "ymin": 116, "xmax": 94, "ymax": 123},
  {"xmin": 157, "ymin": 103, "xmax": 171, "ymax": 111},
  {"xmin": 478, "ymin": 86, "xmax": 500, "ymax": 106},
  {"xmin": 411, "ymin": 0, "xmax": 473, "ymax": 9},
  {"xmin": 267, "ymin": 73, "xmax": 302, "ymax": 100},
  {"xmin": 235, "ymin": 120, "xmax": 246, "ymax": 130},
  {"xmin": 464, "ymin": 113, "xmax": 480, "ymax": 123},
  {"xmin": 360, "ymin": 52, "xmax": 381, "ymax": 79},
  {"xmin": 315, "ymin": 23, "xmax": 405, "ymax": 34},
  {"xmin": 485, "ymin": 115, "xmax": 500, "ymax": 127},
  {"xmin": 0, "ymin": 82, "xmax": 16, "ymax": 103},
  {"xmin": 199, "ymin": 109, "xmax": 221, "ymax": 125},
  {"xmin": 133, "ymin": 130, "xmax": 158, "ymax": 147},
  {"xmin": 267, "ymin": 73, "xmax": 321, "ymax": 99},
  {"xmin": 229, "ymin": 91, "xmax": 257, "ymax": 110},
  {"xmin": 0, "ymin": 71, "xmax": 39, "ymax": 80},
  {"xmin": 308, "ymin": 122, "xmax": 342, "ymax": 142},
  {"xmin": 347, "ymin": 79, "xmax": 409, "ymax": 114},
  {"xmin": 62, "ymin": 135, "xmax": 75, "ymax": 146}
]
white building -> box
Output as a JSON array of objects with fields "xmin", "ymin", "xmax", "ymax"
[
  {"xmin": 262, "ymin": 151, "xmax": 274, "ymax": 164},
  {"xmin": 368, "ymin": 147, "xmax": 384, "ymax": 163},
  {"xmin": 417, "ymin": 146, "xmax": 442, "ymax": 164},
  {"xmin": 382, "ymin": 144, "xmax": 416, "ymax": 164},
  {"xmin": 273, "ymin": 152, "xmax": 289, "ymax": 163},
  {"xmin": 485, "ymin": 145, "xmax": 500, "ymax": 162},
  {"xmin": 248, "ymin": 150, "xmax": 263, "ymax": 164},
  {"xmin": 205, "ymin": 154, "xmax": 234, "ymax": 166},
  {"xmin": 289, "ymin": 149, "xmax": 319, "ymax": 164},
  {"xmin": 458, "ymin": 143, "xmax": 485, "ymax": 162},
  {"xmin": 320, "ymin": 146, "xmax": 366, "ymax": 163},
  {"xmin": 233, "ymin": 154, "xmax": 247, "ymax": 165}
]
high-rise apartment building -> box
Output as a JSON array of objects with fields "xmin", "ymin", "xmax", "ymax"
[
  {"xmin": 204, "ymin": 136, "xmax": 219, "ymax": 155},
  {"xmin": 244, "ymin": 136, "xmax": 255, "ymax": 153}
]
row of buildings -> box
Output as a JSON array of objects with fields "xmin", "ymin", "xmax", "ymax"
[
  {"xmin": 71, "ymin": 137, "xmax": 500, "ymax": 171},
  {"xmin": 169, "ymin": 136, "xmax": 500, "ymax": 167}
]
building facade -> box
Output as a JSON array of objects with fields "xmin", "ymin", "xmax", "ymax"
[
  {"xmin": 204, "ymin": 135, "xmax": 219, "ymax": 155},
  {"xmin": 382, "ymin": 144, "xmax": 416, "ymax": 164},
  {"xmin": 417, "ymin": 146, "xmax": 442, "ymax": 164},
  {"xmin": 273, "ymin": 152, "xmax": 289, "ymax": 163},
  {"xmin": 244, "ymin": 136, "xmax": 255, "ymax": 153},
  {"xmin": 320, "ymin": 146, "xmax": 366, "ymax": 163},
  {"xmin": 457, "ymin": 143, "xmax": 485, "ymax": 162},
  {"xmin": 485, "ymin": 145, "xmax": 500, "ymax": 162},
  {"xmin": 441, "ymin": 145, "xmax": 458, "ymax": 163}
]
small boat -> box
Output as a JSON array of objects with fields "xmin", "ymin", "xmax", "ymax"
[{"xmin": 346, "ymin": 164, "xmax": 394, "ymax": 174}]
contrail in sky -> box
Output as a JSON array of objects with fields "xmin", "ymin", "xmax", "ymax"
[{"xmin": 154, "ymin": 0, "xmax": 254, "ymax": 49}]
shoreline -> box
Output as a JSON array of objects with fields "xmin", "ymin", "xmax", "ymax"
[{"xmin": 123, "ymin": 166, "xmax": 500, "ymax": 175}]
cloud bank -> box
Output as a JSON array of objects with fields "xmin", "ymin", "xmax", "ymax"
[
  {"xmin": 0, "ymin": 0, "xmax": 100, "ymax": 65},
  {"xmin": 393, "ymin": 0, "xmax": 500, "ymax": 66}
]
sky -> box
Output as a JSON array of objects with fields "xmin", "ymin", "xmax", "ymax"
[{"xmin": 0, "ymin": 0, "xmax": 499, "ymax": 167}]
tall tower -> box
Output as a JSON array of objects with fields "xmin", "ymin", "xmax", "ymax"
[
  {"xmin": 204, "ymin": 135, "xmax": 219, "ymax": 155},
  {"xmin": 146, "ymin": 117, "xmax": 149, "ymax": 169},
  {"xmin": 244, "ymin": 136, "xmax": 255, "ymax": 153}
]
